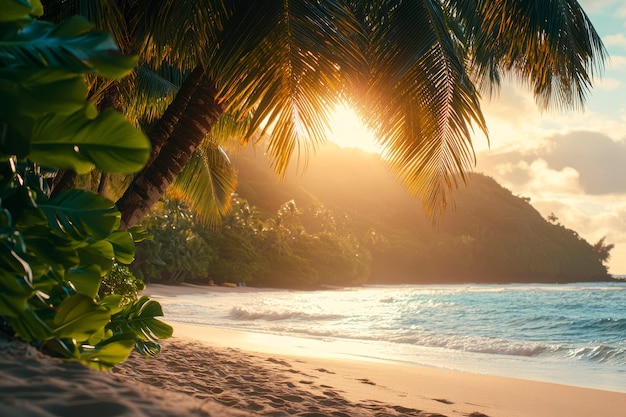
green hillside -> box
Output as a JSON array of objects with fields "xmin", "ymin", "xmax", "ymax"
[{"xmin": 231, "ymin": 145, "xmax": 611, "ymax": 284}]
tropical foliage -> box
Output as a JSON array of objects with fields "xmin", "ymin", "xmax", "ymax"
[
  {"xmin": 133, "ymin": 196, "xmax": 371, "ymax": 288},
  {"xmin": 40, "ymin": 0, "xmax": 605, "ymax": 230},
  {"xmin": 0, "ymin": 1, "xmax": 171, "ymax": 369}
]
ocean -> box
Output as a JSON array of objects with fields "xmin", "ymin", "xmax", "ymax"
[{"xmin": 153, "ymin": 282, "xmax": 626, "ymax": 393}]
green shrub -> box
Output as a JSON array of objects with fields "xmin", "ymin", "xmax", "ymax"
[
  {"xmin": 0, "ymin": 1, "xmax": 171, "ymax": 369},
  {"xmin": 133, "ymin": 199, "xmax": 218, "ymax": 283},
  {"xmin": 100, "ymin": 263, "xmax": 146, "ymax": 307}
]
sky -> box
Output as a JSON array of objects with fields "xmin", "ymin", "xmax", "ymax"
[
  {"xmin": 328, "ymin": 1, "xmax": 626, "ymax": 274},
  {"xmin": 473, "ymin": 0, "xmax": 626, "ymax": 274}
]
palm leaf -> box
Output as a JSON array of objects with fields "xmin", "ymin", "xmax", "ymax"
[
  {"xmin": 448, "ymin": 0, "xmax": 606, "ymax": 110},
  {"xmin": 76, "ymin": 0, "xmax": 129, "ymax": 52},
  {"xmin": 211, "ymin": 111, "xmax": 254, "ymax": 147},
  {"xmin": 356, "ymin": 0, "xmax": 486, "ymax": 215},
  {"xmin": 210, "ymin": 0, "xmax": 366, "ymax": 175},
  {"xmin": 132, "ymin": 0, "xmax": 233, "ymax": 69},
  {"xmin": 123, "ymin": 66, "xmax": 181, "ymax": 125},
  {"xmin": 171, "ymin": 142, "xmax": 237, "ymax": 228}
]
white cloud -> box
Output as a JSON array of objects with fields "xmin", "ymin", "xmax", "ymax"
[
  {"xmin": 491, "ymin": 159, "xmax": 582, "ymax": 198},
  {"xmin": 607, "ymin": 55, "xmax": 626, "ymax": 70},
  {"xmin": 474, "ymin": 82, "xmax": 548, "ymax": 153},
  {"xmin": 596, "ymin": 77, "xmax": 622, "ymax": 90},
  {"xmin": 605, "ymin": 33, "xmax": 626, "ymax": 50},
  {"xmin": 578, "ymin": 0, "xmax": 619, "ymax": 13},
  {"xmin": 525, "ymin": 160, "xmax": 582, "ymax": 195}
]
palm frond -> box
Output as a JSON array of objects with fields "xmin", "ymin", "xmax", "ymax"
[
  {"xmin": 170, "ymin": 143, "xmax": 237, "ymax": 228},
  {"xmin": 448, "ymin": 0, "xmax": 607, "ymax": 110},
  {"xmin": 122, "ymin": 66, "xmax": 180, "ymax": 125},
  {"xmin": 358, "ymin": 0, "xmax": 486, "ymax": 215},
  {"xmin": 77, "ymin": 0, "xmax": 130, "ymax": 52},
  {"xmin": 211, "ymin": 111, "xmax": 255, "ymax": 147},
  {"xmin": 43, "ymin": 0, "xmax": 130, "ymax": 52},
  {"xmin": 132, "ymin": 0, "xmax": 234, "ymax": 70},
  {"xmin": 210, "ymin": 0, "xmax": 367, "ymax": 175}
]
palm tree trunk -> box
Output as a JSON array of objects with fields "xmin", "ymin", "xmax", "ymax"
[
  {"xmin": 97, "ymin": 172, "xmax": 109, "ymax": 196},
  {"xmin": 143, "ymin": 66, "xmax": 206, "ymax": 167},
  {"xmin": 116, "ymin": 67, "xmax": 222, "ymax": 229},
  {"xmin": 50, "ymin": 169, "xmax": 77, "ymax": 198}
]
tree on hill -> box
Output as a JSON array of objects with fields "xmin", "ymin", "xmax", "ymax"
[
  {"xmin": 42, "ymin": 0, "xmax": 605, "ymax": 228},
  {"xmin": 592, "ymin": 237, "xmax": 615, "ymax": 265}
]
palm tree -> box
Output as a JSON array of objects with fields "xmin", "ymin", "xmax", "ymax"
[{"xmin": 44, "ymin": 0, "xmax": 606, "ymax": 229}]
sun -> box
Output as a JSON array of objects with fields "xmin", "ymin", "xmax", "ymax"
[{"xmin": 326, "ymin": 103, "xmax": 382, "ymax": 154}]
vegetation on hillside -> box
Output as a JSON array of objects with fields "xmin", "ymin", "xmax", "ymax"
[{"xmin": 132, "ymin": 146, "xmax": 612, "ymax": 287}]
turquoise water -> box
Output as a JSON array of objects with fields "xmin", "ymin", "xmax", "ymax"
[{"xmin": 154, "ymin": 283, "xmax": 626, "ymax": 392}]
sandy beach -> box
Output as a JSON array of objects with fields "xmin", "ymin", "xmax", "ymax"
[{"xmin": 2, "ymin": 284, "xmax": 625, "ymax": 417}]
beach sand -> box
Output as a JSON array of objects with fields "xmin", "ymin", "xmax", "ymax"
[{"xmin": 2, "ymin": 283, "xmax": 625, "ymax": 417}]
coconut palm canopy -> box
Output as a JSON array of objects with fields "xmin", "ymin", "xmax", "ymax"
[{"xmin": 43, "ymin": 0, "xmax": 606, "ymax": 228}]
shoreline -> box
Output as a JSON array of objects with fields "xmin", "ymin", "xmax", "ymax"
[
  {"xmin": 163, "ymin": 323, "xmax": 626, "ymax": 417},
  {"xmin": 146, "ymin": 283, "xmax": 626, "ymax": 393},
  {"xmin": 139, "ymin": 283, "xmax": 626, "ymax": 416},
  {"xmin": 2, "ymin": 321, "xmax": 625, "ymax": 416}
]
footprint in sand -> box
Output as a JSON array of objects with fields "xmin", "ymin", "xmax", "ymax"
[
  {"xmin": 434, "ymin": 398, "xmax": 454, "ymax": 405},
  {"xmin": 357, "ymin": 378, "xmax": 376, "ymax": 385},
  {"xmin": 266, "ymin": 357, "xmax": 291, "ymax": 367},
  {"xmin": 279, "ymin": 394, "xmax": 305, "ymax": 403}
]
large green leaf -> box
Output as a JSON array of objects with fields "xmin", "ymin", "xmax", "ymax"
[
  {"xmin": 20, "ymin": 224, "xmax": 80, "ymax": 273},
  {"xmin": 0, "ymin": 16, "xmax": 137, "ymax": 79},
  {"xmin": 29, "ymin": 108, "xmax": 150, "ymax": 174},
  {"xmin": 66, "ymin": 265, "xmax": 102, "ymax": 298},
  {"xmin": 0, "ymin": 245, "xmax": 33, "ymax": 317},
  {"xmin": 42, "ymin": 337, "xmax": 79, "ymax": 360},
  {"xmin": 0, "ymin": 0, "xmax": 40, "ymax": 22},
  {"xmin": 76, "ymin": 240, "xmax": 115, "ymax": 275},
  {"xmin": 116, "ymin": 296, "xmax": 173, "ymax": 343},
  {"xmin": 79, "ymin": 332, "xmax": 136, "ymax": 370},
  {"xmin": 40, "ymin": 189, "xmax": 120, "ymax": 241},
  {"xmin": 5, "ymin": 305, "xmax": 51, "ymax": 341},
  {"xmin": 134, "ymin": 340, "xmax": 162, "ymax": 357},
  {"xmin": 52, "ymin": 294, "xmax": 111, "ymax": 341},
  {"xmin": 0, "ymin": 71, "xmax": 89, "ymax": 118},
  {"xmin": 99, "ymin": 294, "xmax": 124, "ymax": 315},
  {"xmin": 107, "ymin": 230, "xmax": 135, "ymax": 264}
]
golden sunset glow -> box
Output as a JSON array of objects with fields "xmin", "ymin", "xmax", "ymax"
[{"xmin": 326, "ymin": 104, "xmax": 382, "ymax": 154}]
